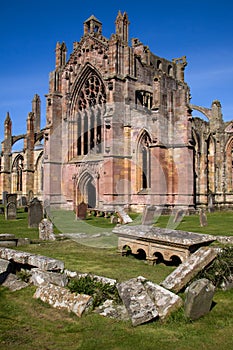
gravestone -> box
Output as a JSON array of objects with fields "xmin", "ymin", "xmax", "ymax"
[
  {"xmin": 115, "ymin": 206, "xmax": 133, "ymax": 224},
  {"xmin": 2, "ymin": 191, "xmax": 8, "ymax": 206},
  {"xmin": 5, "ymin": 202, "xmax": 17, "ymax": 220},
  {"xmin": 184, "ymin": 279, "xmax": 215, "ymax": 320},
  {"xmin": 142, "ymin": 205, "xmax": 157, "ymax": 225},
  {"xmin": 76, "ymin": 202, "xmax": 87, "ymax": 220},
  {"xmin": 39, "ymin": 218, "xmax": 56, "ymax": 241},
  {"xmin": 199, "ymin": 209, "xmax": 208, "ymax": 227},
  {"xmin": 6, "ymin": 193, "xmax": 17, "ymax": 207},
  {"xmin": 28, "ymin": 197, "xmax": 43, "ymax": 228},
  {"xmin": 208, "ymin": 193, "xmax": 214, "ymax": 212},
  {"xmin": 21, "ymin": 196, "xmax": 27, "ymax": 206},
  {"xmin": 173, "ymin": 209, "xmax": 184, "ymax": 224}
]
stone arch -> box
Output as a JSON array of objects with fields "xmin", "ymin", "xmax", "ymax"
[
  {"xmin": 136, "ymin": 129, "xmax": 152, "ymax": 192},
  {"xmin": 11, "ymin": 154, "xmax": 24, "ymax": 192},
  {"xmin": 225, "ymin": 137, "xmax": 233, "ymax": 192},
  {"xmin": 34, "ymin": 151, "xmax": 44, "ymax": 194},
  {"xmin": 76, "ymin": 171, "xmax": 97, "ymax": 208}
]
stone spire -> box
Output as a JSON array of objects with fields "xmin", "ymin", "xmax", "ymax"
[{"xmin": 115, "ymin": 11, "xmax": 130, "ymax": 44}]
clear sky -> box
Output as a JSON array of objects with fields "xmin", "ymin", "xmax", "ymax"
[{"xmin": 1, "ymin": 0, "xmax": 233, "ymax": 142}]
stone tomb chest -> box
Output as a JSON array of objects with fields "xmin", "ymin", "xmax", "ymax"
[{"xmin": 112, "ymin": 225, "xmax": 215, "ymax": 265}]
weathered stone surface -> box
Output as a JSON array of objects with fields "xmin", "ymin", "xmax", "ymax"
[
  {"xmin": 221, "ymin": 274, "xmax": 233, "ymax": 290},
  {"xmin": 1, "ymin": 273, "xmax": 28, "ymax": 291},
  {"xmin": 215, "ymin": 236, "xmax": 233, "ymax": 244},
  {"xmin": 17, "ymin": 238, "xmax": 31, "ymax": 246},
  {"xmin": 28, "ymin": 197, "xmax": 43, "ymax": 228},
  {"xmin": 117, "ymin": 278, "xmax": 158, "ymax": 326},
  {"xmin": 113, "ymin": 225, "xmax": 215, "ymax": 264},
  {"xmin": 0, "ymin": 234, "xmax": 16, "ymax": 241},
  {"xmin": 0, "ymin": 258, "xmax": 12, "ymax": 273},
  {"xmin": 0, "ymin": 248, "xmax": 31, "ymax": 264},
  {"xmin": 138, "ymin": 276, "xmax": 183, "ymax": 320},
  {"xmin": 30, "ymin": 268, "xmax": 68, "ymax": 287},
  {"xmin": 95, "ymin": 299, "xmax": 129, "ymax": 321},
  {"xmin": 64, "ymin": 270, "xmax": 116, "ymax": 286},
  {"xmin": 161, "ymin": 247, "xmax": 218, "ymax": 293},
  {"xmin": 0, "ymin": 240, "xmax": 17, "ymax": 247},
  {"xmin": 39, "ymin": 218, "xmax": 56, "ymax": 241},
  {"xmin": 33, "ymin": 283, "xmax": 93, "ymax": 317},
  {"xmin": 184, "ymin": 279, "xmax": 215, "ymax": 320},
  {"xmin": 141, "ymin": 205, "xmax": 157, "ymax": 225},
  {"xmin": 0, "ymin": 248, "xmax": 64, "ymax": 271},
  {"xmin": 5, "ymin": 201, "xmax": 17, "ymax": 220},
  {"xmin": 115, "ymin": 206, "xmax": 133, "ymax": 224}
]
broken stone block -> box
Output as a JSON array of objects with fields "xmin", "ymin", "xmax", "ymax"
[
  {"xmin": 64, "ymin": 270, "xmax": 116, "ymax": 286},
  {"xmin": 95, "ymin": 299, "xmax": 129, "ymax": 321},
  {"xmin": 117, "ymin": 278, "xmax": 158, "ymax": 326},
  {"xmin": 184, "ymin": 278, "xmax": 215, "ymax": 320},
  {"xmin": 33, "ymin": 283, "xmax": 93, "ymax": 317},
  {"xmin": 30, "ymin": 268, "xmax": 68, "ymax": 287},
  {"xmin": 0, "ymin": 233, "xmax": 17, "ymax": 247},
  {"xmin": 0, "ymin": 248, "xmax": 31, "ymax": 264},
  {"xmin": 0, "ymin": 258, "xmax": 12, "ymax": 273},
  {"xmin": 161, "ymin": 247, "xmax": 217, "ymax": 293},
  {"xmin": 1, "ymin": 273, "xmax": 28, "ymax": 291},
  {"xmin": 27, "ymin": 254, "xmax": 64, "ymax": 272},
  {"xmin": 138, "ymin": 277, "xmax": 183, "ymax": 320},
  {"xmin": 0, "ymin": 248, "xmax": 64, "ymax": 272}
]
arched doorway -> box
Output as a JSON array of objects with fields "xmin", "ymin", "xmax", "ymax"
[
  {"xmin": 76, "ymin": 172, "xmax": 97, "ymax": 208},
  {"xmin": 86, "ymin": 179, "xmax": 96, "ymax": 208}
]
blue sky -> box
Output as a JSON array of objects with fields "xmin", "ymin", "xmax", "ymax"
[{"xmin": 1, "ymin": 0, "xmax": 233, "ymax": 141}]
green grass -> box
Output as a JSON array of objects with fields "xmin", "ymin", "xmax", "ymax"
[{"xmin": 0, "ymin": 208, "xmax": 233, "ymax": 349}]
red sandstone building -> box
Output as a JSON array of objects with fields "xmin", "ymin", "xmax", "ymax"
[{"xmin": 1, "ymin": 12, "xmax": 233, "ymax": 212}]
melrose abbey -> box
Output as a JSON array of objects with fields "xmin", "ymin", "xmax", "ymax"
[{"xmin": 1, "ymin": 12, "xmax": 233, "ymax": 212}]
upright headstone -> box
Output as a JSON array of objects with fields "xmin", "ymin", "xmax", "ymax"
[
  {"xmin": 184, "ymin": 279, "xmax": 215, "ymax": 320},
  {"xmin": 6, "ymin": 193, "xmax": 17, "ymax": 207},
  {"xmin": 5, "ymin": 202, "xmax": 17, "ymax": 220},
  {"xmin": 28, "ymin": 197, "xmax": 43, "ymax": 228},
  {"xmin": 142, "ymin": 205, "xmax": 157, "ymax": 225},
  {"xmin": 173, "ymin": 209, "xmax": 184, "ymax": 224},
  {"xmin": 199, "ymin": 209, "xmax": 208, "ymax": 227},
  {"xmin": 208, "ymin": 194, "xmax": 214, "ymax": 213},
  {"xmin": 2, "ymin": 191, "xmax": 8, "ymax": 206},
  {"xmin": 39, "ymin": 219, "xmax": 56, "ymax": 241},
  {"xmin": 76, "ymin": 202, "xmax": 87, "ymax": 220}
]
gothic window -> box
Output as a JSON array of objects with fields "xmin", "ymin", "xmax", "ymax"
[
  {"xmin": 12, "ymin": 155, "xmax": 24, "ymax": 192},
  {"xmin": 136, "ymin": 90, "xmax": 152, "ymax": 109},
  {"xmin": 137, "ymin": 132, "xmax": 151, "ymax": 191},
  {"xmin": 226, "ymin": 137, "xmax": 233, "ymax": 192},
  {"xmin": 76, "ymin": 74, "xmax": 106, "ymax": 156}
]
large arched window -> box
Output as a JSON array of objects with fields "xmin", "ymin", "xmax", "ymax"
[
  {"xmin": 137, "ymin": 131, "xmax": 151, "ymax": 191},
  {"xmin": 76, "ymin": 73, "xmax": 106, "ymax": 156},
  {"xmin": 12, "ymin": 155, "xmax": 24, "ymax": 192}
]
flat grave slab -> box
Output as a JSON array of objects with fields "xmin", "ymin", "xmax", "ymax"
[{"xmin": 113, "ymin": 225, "xmax": 216, "ymax": 264}]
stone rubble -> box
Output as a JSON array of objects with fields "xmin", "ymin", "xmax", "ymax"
[
  {"xmin": 117, "ymin": 277, "xmax": 159, "ymax": 326},
  {"xmin": 30, "ymin": 268, "xmax": 68, "ymax": 287},
  {"xmin": 33, "ymin": 283, "xmax": 93, "ymax": 317},
  {"xmin": 137, "ymin": 276, "xmax": 183, "ymax": 320},
  {"xmin": 161, "ymin": 247, "xmax": 218, "ymax": 293},
  {"xmin": 0, "ymin": 247, "xmax": 64, "ymax": 272},
  {"xmin": 1, "ymin": 273, "xmax": 29, "ymax": 291}
]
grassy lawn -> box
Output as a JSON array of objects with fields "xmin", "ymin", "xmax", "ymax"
[{"xmin": 0, "ymin": 208, "xmax": 233, "ymax": 350}]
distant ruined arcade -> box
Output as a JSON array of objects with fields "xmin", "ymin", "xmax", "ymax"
[{"xmin": 0, "ymin": 12, "xmax": 233, "ymax": 212}]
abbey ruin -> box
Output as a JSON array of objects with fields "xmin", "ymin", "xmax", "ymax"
[{"xmin": 1, "ymin": 12, "xmax": 233, "ymax": 212}]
